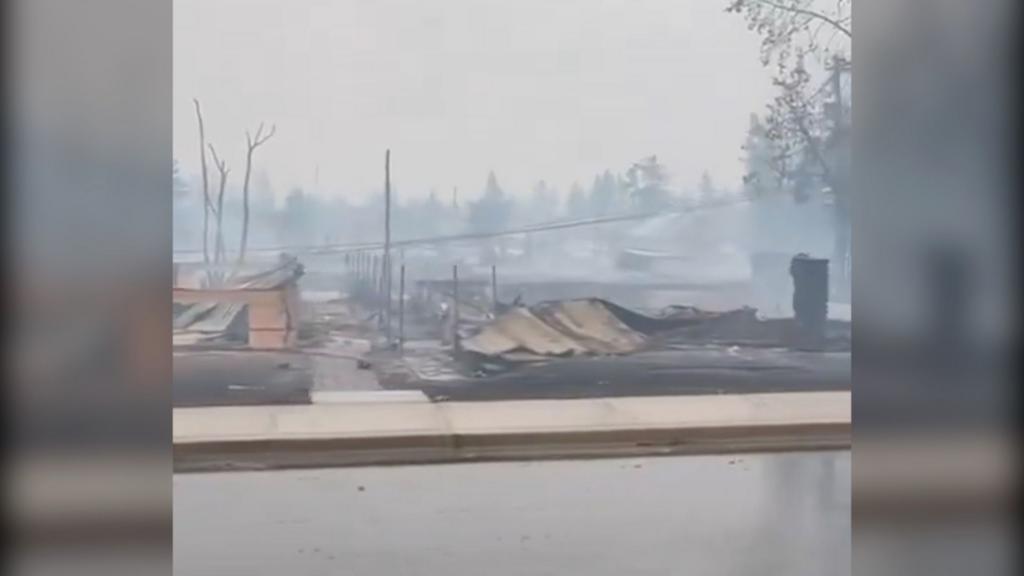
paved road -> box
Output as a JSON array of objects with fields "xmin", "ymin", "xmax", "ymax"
[{"xmin": 174, "ymin": 451, "xmax": 850, "ymax": 576}]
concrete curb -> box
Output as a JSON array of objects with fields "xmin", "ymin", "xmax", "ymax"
[{"xmin": 174, "ymin": 392, "xmax": 850, "ymax": 472}]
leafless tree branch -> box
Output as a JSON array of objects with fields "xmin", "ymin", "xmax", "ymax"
[
  {"xmin": 208, "ymin": 144, "xmax": 230, "ymax": 267},
  {"xmin": 238, "ymin": 122, "xmax": 277, "ymax": 264},
  {"xmin": 748, "ymin": 0, "xmax": 851, "ymax": 38},
  {"xmin": 193, "ymin": 98, "xmax": 212, "ymax": 268}
]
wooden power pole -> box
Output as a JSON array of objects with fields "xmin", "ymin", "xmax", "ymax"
[
  {"xmin": 383, "ymin": 150, "xmax": 393, "ymax": 340},
  {"xmin": 829, "ymin": 55, "xmax": 849, "ymax": 286},
  {"xmin": 452, "ymin": 264, "xmax": 460, "ymax": 353}
]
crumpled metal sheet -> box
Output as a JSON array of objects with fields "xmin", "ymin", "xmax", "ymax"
[{"xmin": 461, "ymin": 299, "xmax": 645, "ymax": 358}]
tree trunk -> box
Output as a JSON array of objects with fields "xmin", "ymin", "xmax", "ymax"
[
  {"xmin": 238, "ymin": 146, "xmax": 253, "ymax": 265},
  {"xmin": 832, "ymin": 192, "xmax": 850, "ymax": 295},
  {"xmin": 193, "ymin": 100, "xmax": 210, "ymax": 268},
  {"xmin": 215, "ymin": 174, "xmax": 227, "ymax": 264},
  {"xmin": 238, "ymin": 124, "xmax": 275, "ymax": 265}
]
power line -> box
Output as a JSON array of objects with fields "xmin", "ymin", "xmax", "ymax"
[{"xmin": 173, "ymin": 197, "xmax": 752, "ymax": 258}]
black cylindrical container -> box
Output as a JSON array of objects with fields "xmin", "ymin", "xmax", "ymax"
[{"xmin": 790, "ymin": 254, "xmax": 829, "ymax": 348}]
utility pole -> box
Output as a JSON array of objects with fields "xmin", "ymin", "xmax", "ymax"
[
  {"xmin": 829, "ymin": 55, "xmax": 849, "ymax": 289},
  {"xmin": 452, "ymin": 264, "xmax": 461, "ymax": 353},
  {"xmin": 383, "ymin": 150, "xmax": 393, "ymax": 340},
  {"xmin": 398, "ymin": 264, "xmax": 406, "ymax": 353},
  {"xmin": 491, "ymin": 265, "xmax": 498, "ymax": 315}
]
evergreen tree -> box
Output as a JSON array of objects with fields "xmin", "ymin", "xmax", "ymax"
[
  {"xmin": 740, "ymin": 113, "xmax": 779, "ymax": 199},
  {"xmin": 588, "ymin": 170, "xmax": 619, "ymax": 217},
  {"xmin": 565, "ymin": 182, "xmax": 588, "ymax": 219},
  {"xmin": 625, "ymin": 155, "xmax": 672, "ymax": 212},
  {"xmin": 699, "ymin": 170, "xmax": 716, "ymax": 203},
  {"xmin": 467, "ymin": 171, "xmax": 513, "ymax": 233},
  {"xmin": 526, "ymin": 180, "xmax": 559, "ymax": 224}
]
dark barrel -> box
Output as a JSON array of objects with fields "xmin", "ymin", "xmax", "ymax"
[{"xmin": 790, "ymin": 254, "xmax": 829, "ymax": 349}]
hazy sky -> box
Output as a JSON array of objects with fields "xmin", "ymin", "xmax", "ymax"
[{"xmin": 174, "ymin": 0, "xmax": 774, "ymax": 202}]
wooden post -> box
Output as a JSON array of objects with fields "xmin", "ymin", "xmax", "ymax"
[
  {"xmin": 379, "ymin": 254, "xmax": 390, "ymax": 330},
  {"xmin": 452, "ymin": 264, "xmax": 460, "ymax": 353},
  {"xmin": 398, "ymin": 264, "xmax": 406, "ymax": 353},
  {"xmin": 491, "ymin": 264, "xmax": 498, "ymax": 315},
  {"xmin": 371, "ymin": 254, "xmax": 379, "ymax": 296},
  {"xmin": 383, "ymin": 150, "xmax": 393, "ymax": 342}
]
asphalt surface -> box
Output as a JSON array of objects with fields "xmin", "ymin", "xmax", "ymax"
[
  {"xmin": 173, "ymin": 346, "xmax": 849, "ymax": 406},
  {"xmin": 174, "ymin": 450, "xmax": 850, "ymax": 576}
]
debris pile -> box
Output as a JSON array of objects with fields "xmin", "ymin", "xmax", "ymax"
[
  {"xmin": 459, "ymin": 298, "xmax": 850, "ymax": 364},
  {"xmin": 173, "ymin": 256, "xmax": 305, "ymax": 348}
]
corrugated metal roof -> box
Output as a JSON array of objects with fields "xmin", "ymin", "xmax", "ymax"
[
  {"xmin": 227, "ymin": 256, "xmax": 304, "ymax": 290},
  {"xmin": 462, "ymin": 299, "xmax": 645, "ymax": 358}
]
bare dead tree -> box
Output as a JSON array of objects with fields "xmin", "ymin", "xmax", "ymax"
[
  {"xmin": 208, "ymin": 144, "xmax": 230, "ymax": 266},
  {"xmin": 237, "ymin": 122, "xmax": 276, "ymax": 264},
  {"xmin": 193, "ymin": 99, "xmax": 212, "ymax": 267}
]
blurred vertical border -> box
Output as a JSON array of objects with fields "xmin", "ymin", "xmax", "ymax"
[
  {"xmin": 4, "ymin": 1, "xmax": 171, "ymax": 575},
  {"xmin": 855, "ymin": 0, "xmax": 1019, "ymax": 575},
  {"xmin": 1, "ymin": 0, "xmax": 1020, "ymax": 575}
]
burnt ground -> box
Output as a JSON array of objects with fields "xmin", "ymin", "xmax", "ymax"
[
  {"xmin": 173, "ymin": 350, "xmax": 314, "ymax": 407},
  {"xmin": 173, "ymin": 296, "xmax": 851, "ymax": 407},
  {"xmin": 384, "ymin": 346, "xmax": 850, "ymax": 402},
  {"xmin": 173, "ymin": 344, "xmax": 849, "ymax": 407}
]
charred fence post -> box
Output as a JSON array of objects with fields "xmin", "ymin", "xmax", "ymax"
[
  {"xmin": 452, "ymin": 264, "xmax": 461, "ymax": 353},
  {"xmin": 790, "ymin": 254, "xmax": 829, "ymax": 350},
  {"xmin": 491, "ymin": 265, "xmax": 498, "ymax": 315},
  {"xmin": 398, "ymin": 264, "xmax": 406, "ymax": 353},
  {"xmin": 371, "ymin": 253, "xmax": 380, "ymax": 306},
  {"xmin": 383, "ymin": 149, "xmax": 393, "ymax": 343}
]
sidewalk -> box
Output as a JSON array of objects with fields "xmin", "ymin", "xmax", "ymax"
[{"xmin": 174, "ymin": 391, "xmax": 850, "ymax": 471}]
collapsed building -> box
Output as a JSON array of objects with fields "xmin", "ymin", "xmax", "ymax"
[
  {"xmin": 459, "ymin": 297, "xmax": 849, "ymax": 366},
  {"xmin": 172, "ymin": 256, "xmax": 304, "ymax": 348}
]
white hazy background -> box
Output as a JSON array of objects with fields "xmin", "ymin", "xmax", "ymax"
[{"xmin": 173, "ymin": 0, "xmax": 773, "ymax": 201}]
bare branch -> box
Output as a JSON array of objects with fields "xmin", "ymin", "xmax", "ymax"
[
  {"xmin": 748, "ymin": 0, "xmax": 851, "ymax": 38},
  {"xmin": 238, "ymin": 121, "xmax": 276, "ymax": 264},
  {"xmin": 253, "ymin": 124, "xmax": 276, "ymax": 148},
  {"xmin": 193, "ymin": 98, "xmax": 212, "ymax": 266},
  {"xmin": 207, "ymin": 144, "xmax": 230, "ymax": 176},
  {"xmin": 208, "ymin": 143, "xmax": 231, "ymax": 266}
]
